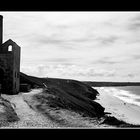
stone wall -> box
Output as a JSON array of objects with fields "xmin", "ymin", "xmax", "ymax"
[
  {"xmin": 0, "ymin": 53, "xmax": 14, "ymax": 94},
  {"xmin": 13, "ymin": 43, "xmax": 20, "ymax": 94}
]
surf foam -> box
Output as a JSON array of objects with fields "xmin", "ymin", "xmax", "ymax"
[{"xmin": 95, "ymin": 87, "xmax": 140, "ymax": 107}]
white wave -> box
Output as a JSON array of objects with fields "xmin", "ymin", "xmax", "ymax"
[{"xmin": 95, "ymin": 87, "xmax": 140, "ymax": 107}]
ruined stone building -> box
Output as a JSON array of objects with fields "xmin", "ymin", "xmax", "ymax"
[{"xmin": 0, "ymin": 15, "xmax": 20, "ymax": 95}]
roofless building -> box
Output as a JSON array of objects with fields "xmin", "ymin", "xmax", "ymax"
[{"xmin": 0, "ymin": 15, "xmax": 20, "ymax": 95}]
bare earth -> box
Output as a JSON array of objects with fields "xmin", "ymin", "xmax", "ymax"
[
  {"xmin": 2, "ymin": 89, "xmax": 59, "ymax": 128},
  {"xmin": 1, "ymin": 89, "xmax": 111, "ymax": 128}
]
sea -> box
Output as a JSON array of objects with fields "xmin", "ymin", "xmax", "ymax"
[{"xmin": 94, "ymin": 86, "xmax": 140, "ymax": 107}]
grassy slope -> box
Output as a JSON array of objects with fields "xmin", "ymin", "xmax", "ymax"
[
  {"xmin": 20, "ymin": 72, "xmax": 105, "ymax": 117},
  {"xmin": 20, "ymin": 72, "xmax": 140, "ymax": 127}
]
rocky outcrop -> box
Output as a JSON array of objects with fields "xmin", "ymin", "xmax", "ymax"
[
  {"xmin": 101, "ymin": 116, "xmax": 140, "ymax": 127},
  {"xmin": 0, "ymin": 96, "xmax": 19, "ymax": 126}
]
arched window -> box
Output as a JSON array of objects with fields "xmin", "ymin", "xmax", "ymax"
[{"xmin": 8, "ymin": 45, "xmax": 12, "ymax": 51}]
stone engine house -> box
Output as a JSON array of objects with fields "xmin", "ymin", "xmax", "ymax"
[{"xmin": 0, "ymin": 15, "xmax": 20, "ymax": 95}]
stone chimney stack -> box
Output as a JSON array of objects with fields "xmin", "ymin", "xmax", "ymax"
[{"xmin": 0, "ymin": 15, "xmax": 3, "ymax": 45}]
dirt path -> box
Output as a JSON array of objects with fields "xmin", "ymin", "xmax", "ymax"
[
  {"xmin": 2, "ymin": 89, "xmax": 59, "ymax": 128},
  {"xmin": 1, "ymin": 89, "xmax": 112, "ymax": 128}
]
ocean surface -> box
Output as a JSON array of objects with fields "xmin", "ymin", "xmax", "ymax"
[{"xmin": 94, "ymin": 86, "xmax": 140, "ymax": 107}]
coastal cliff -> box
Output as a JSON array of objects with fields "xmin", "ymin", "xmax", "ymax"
[
  {"xmin": 20, "ymin": 72, "xmax": 105, "ymax": 117},
  {"xmin": 0, "ymin": 72, "xmax": 140, "ymax": 127}
]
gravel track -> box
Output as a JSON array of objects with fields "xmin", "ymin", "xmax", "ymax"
[
  {"xmin": 3, "ymin": 89, "xmax": 59, "ymax": 128},
  {"xmin": 1, "ymin": 89, "xmax": 111, "ymax": 128}
]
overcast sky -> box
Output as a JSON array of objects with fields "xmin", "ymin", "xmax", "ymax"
[{"xmin": 0, "ymin": 12, "xmax": 140, "ymax": 82}]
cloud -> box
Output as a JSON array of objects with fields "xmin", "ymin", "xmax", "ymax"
[
  {"xmin": 127, "ymin": 73, "xmax": 135, "ymax": 78},
  {"xmin": 128, "ymin": 22, "xmax": 140, "ymax": 30},
  {"xmin": 21, "ymin": 64, "xmax": 116, "ymax": 80},
  {"xmin": 38, "ymin": 37, "xmax": 66, "ymax": 45},
  {"xmin": 96, "ymin": 35, "xmax": 119, "ymax": 45},
  {"xmin": 91, "ymin": 56, "xmax": 122, "ymax": 65},
  {"xmin": 94, "ymin": 59, "xmax": 118, "ymax": 65},
  {"xmin": 132, "ymin": 54, "xmax": 140, "ymax": 60},
  {"xmin": 126, "ymin": 13, "xmax": 140, "ymax": 31},
  {"xmin": 43, "ymin": 57, "xmax": 78, "ymax": 63},
  {"xmin": 2, "ymin": 12, "xmax": 140, "ymax": 82},
  {"xmin": 131, "ymin": 14, "xmax": 140, "ymax": 22},
  {"xmin": 45, "ymin": 58, "xmax": 71, "ymax": 62}
]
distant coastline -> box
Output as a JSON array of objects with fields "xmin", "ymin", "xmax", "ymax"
[{"xmin": 83, "ymin": 81, "xmax": 140, "ymax": 87}]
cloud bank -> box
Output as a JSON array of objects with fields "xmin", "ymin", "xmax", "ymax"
[{"xmin": 1, "ymin": 12, "xmax": 140, "ymax": 81}]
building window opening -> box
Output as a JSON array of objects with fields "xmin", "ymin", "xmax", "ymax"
[{"xmin": 8, "ymin": 45, "xmax": 12, "ymax": 51}]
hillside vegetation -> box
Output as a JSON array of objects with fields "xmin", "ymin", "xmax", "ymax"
[
  {"xmin": 20, "ymin": 72, "xmax": 105, "ymax": 117},
  {"xmin": 19, "ymin": 72, "xmax": 140, "ymax": 127}
]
